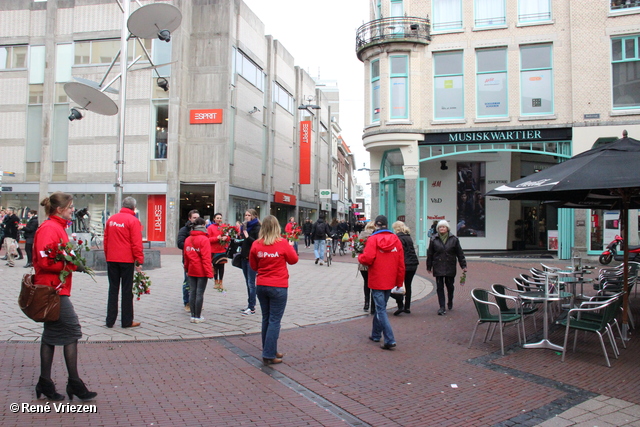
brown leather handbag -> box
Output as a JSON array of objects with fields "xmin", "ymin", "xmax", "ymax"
[{"xmin": 18, "ymin": 274, "xmax": 61, "ymax": 322}]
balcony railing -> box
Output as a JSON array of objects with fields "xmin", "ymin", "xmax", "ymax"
[
  {"xmin": 611, "ymin": 0, "xmax": 640, "ymax": 9},
  {"xmin": 356, "ymin": 17, "xmax": 431, "ymax": 61}
]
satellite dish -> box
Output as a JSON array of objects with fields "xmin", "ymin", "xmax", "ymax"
[
  {"xmin": 73, "ymin": 76, "xmax": 119, "ymax": 94},
  {"xmin": 63, "ymin": 82, "xmax": 118, "ymax": 116},
  {"xmin": 127, "ymin": 3, "xmax": 182, "ymax": 40}
]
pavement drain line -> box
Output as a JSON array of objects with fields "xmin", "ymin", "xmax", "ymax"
[
  {"xmin": 219, "ymin": 337, "xmax": 371, "ymax": 427},
  {"xmin": 468, "ymin": 344, "xmax": 597, "ymax": 427}
]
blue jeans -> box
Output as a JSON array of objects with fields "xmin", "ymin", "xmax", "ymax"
[
  {"xmin": 182, "ymin": 271, "xmax": 189, "ymax": 305},
  {"xmin": 371, "ymin": 289, "xmax": 395, "ymax": 345},
  {"xmin": 256, "ymin": 286, "xmax": 288, "ymax": 359},
  {"xmin": 241, "ymin": 258, "xmax": 257, "ymax": 310},
  {"xmin": 313, "ymin": 239, "xmax": 326, "ymax": 260}
]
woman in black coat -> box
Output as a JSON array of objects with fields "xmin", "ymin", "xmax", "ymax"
[
  {"xmin": 22, "ymin": 210, "xmax": 39, "ymax": 267},
  {"xmin": 426, "ymin": 220, "xmax": 467, "ymax": 316},
  {"xmin": 391, "ymin": 221, "xmax": 419, "ymax": 315}
]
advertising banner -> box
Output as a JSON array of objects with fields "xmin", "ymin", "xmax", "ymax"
[
  {"xmin": 147, "ymin": 195, "xmax": 166, "ymax": 241},
  {"xmin": 299, "ymin": 121, "xmax": 311, "ymax": 184}
]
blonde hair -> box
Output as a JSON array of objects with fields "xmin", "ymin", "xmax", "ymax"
[
  {"xmin": 259, "ymin": 215, "xmax": 282, "ymax": 245},
  {"xmin": 245, "ymin": 209, "xmax": 259, "ymax": 220},
  {"xmin": 364, "ymin": 222, "xmax": 376, "ymax": 232},
  {"xmin": 392, "ymin": 221, "xmax": 410, "ymax": 234}
]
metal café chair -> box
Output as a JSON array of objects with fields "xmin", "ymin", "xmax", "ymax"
[
  {"xmin": 469, "ymin": 288, "xmax": 522, "ymax": 356},
  {"xmin": 491, "ymin": 283, "xmax": 538, "ymax": 335},
  {"xmin": 578, "ymin": 292, "xmax": 626, "ymax": 351}
]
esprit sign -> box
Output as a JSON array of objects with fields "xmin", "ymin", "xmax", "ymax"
[
  {"xmin": 299, "ymin": 121, "xmax": 311, "ymax": 184},
  {"xmin": 274, "ymin": 191, "xmax": 296, "ymax": 206},
  {"xmin": 189, "ymin": 109, "xmax": 223, "ymax": 124}
]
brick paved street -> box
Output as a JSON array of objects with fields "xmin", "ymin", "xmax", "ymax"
[{"xmin": 1, "ymin": 247, "xmax": 639, "ymax": 426}]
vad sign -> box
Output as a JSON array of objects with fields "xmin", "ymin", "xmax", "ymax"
[{"xmin": 430, "ymin": 198, "xmax": 442, "ymax": 203}]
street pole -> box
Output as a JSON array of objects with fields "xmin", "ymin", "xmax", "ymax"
[{"xmin": 114, "ymin": 0, "xmax": 130, "ymax": 213}]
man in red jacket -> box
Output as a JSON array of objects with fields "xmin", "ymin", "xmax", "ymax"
[
  {"xmin": 358, "ymin": 215, "xmax": 405, "ymax": 350},
  {"xmin": 104, "ymin": 197, "xmax": 144, "ymax": 328}
]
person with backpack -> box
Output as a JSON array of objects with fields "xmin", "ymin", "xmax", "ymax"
[{"xmin": 311, "ymin": 215, "xmax": 331, "ymax": 265}]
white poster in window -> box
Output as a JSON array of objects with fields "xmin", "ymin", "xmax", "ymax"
[
  {"xmin": 547, "ymin": 230, "xmax": 558, "ymax": 251},
  {"xmin": 477, "ymin": 72, "xmax": 507, "ymax": 117},
  {"xmin": 435, "ymin": 75, "xmax": 463, "ymax": 119},
  {"xmin": 521, "ymin": 69, "xmax": 552, "ymax": 114}
]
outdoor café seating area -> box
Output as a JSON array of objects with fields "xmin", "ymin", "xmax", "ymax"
[{"xmin": 469, "ymin": 261, "xmax": 639, "ymax": 367}]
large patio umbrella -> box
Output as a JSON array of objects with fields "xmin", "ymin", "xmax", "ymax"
[{"xmin": 487, "ymin": 132, "xmax": 640, "ymax": 339}]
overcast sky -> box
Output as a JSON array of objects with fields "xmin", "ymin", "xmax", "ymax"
[{"xmin": 242, "ymin": 0, "xmax": 371, "ymax": 174}]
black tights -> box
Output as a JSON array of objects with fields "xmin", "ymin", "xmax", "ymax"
[
  {"xmin": 214, "ymin": 263, "xmax": 225, "ymax": 281},
  {"xmin": 40, "ymin": 341, "xmax": 79, "ymax": 380}
]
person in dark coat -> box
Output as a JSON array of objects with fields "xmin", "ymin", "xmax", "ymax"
[
  {"xmin": 2, "ymin": 207, "xmax": 23, "ymax": 267},
  {"xmin": 22, "ymin": 210, "xmax": 38, "ymax": 268},
  {"xmin": 302, "ymin": 218, "xmax": 313, "ymax": 248},
  {"xmin": 426, "ymin": 220, "xmax": 467, "ymax": 316},
  {"xmin": 391, "ymin": 221, "xmax": 419, "ymax": 315},
  {"xmin": 177, "ymin": 209, "xmax": 199, "ymax": 312},
  {"xmin": 239, "ymin": 209, "xmax": 261, "ymax": 315}
]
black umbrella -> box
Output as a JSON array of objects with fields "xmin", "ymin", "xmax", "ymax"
[{"xmin": 487, "ymin": 133, "xmax": 640, "ymax": 338}]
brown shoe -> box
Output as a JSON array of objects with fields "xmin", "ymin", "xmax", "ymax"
[
  {"xmin": 275, "ymin": 352, "xmax": 284, "ymax": 358},
  {"xmin": 262, "ymin": 357, "xmax": 283, "ymax": 366},
  {"xmin": 184, "ymin": 303, "xmax": 190, "ymax": 312},
  {"xmin": 124, "ymin": 321, "xmax": 141, "ymax": 328}
]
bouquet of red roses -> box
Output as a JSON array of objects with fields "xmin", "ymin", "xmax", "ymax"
[
  {"xmin": 351, "ymin": 235, "xmax": 367, "ymax": 258},
  {"xmin": 42, "ymin": 236, "xmax": 96, "ymax": 284},
  {"xmin": 218, "ymin": 224, "xmax": 238, "ymax": 245},
  {"xmin": 133, "ymin": 271, "xmax": 151, "ymax": 300},
  {"xmin": 283, "ymin": 226, "xmax": 302, "ymax": 242}
]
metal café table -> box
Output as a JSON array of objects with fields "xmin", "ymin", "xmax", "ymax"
[
  {"xmin": 520, "ymin": 289, "xmax": 573, "ymax": 351},
  {"xmin": 556, "ymin": 269, "xmax": 594, "ymax": 303}
]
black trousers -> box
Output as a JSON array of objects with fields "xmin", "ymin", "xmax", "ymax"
[
  {"xmin": 392, "ymin": 269, "xmax": 416, "ymax": 310},
  {"xmin": 436, "ymin": 276, "xmax": 455, "ymax": 309},
  {"xmin": 25, "ymin": 242, "xmax": 33, "ymax": 264},
  {"xmin": 106, "ymin": 262, "xmax": 135, "ymax": 327}
]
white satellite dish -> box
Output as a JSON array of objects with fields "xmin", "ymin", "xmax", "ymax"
[
  {"xmin": 63, "ymin": 82, "xmax": 118, "ymax": 116},
  {"xmin": 73, "ymin": 76, "xmax": 119, "ymax": 94},
  {"xmin": 127, "ymin": 3, "xmax": 182, "ymax": 40}
]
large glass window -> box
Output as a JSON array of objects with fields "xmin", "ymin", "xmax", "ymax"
[
  {"xmin": 610, "ymin": 0, "xmax": 640, "ymax": 11},
  {"xmin": 153, "ymin": 102, "xmax": 168, "ymax": 159},
  {"xmin": 612, "ymin": 35, "xmax": 640, "ymax": 109},
  {"xmin": 73, "ymin": 39, "xmax": 152, "ymax": 66},
  {"xmin": 434, "ymin": 51, "xmax": 464, "ymax": 120},
  {"xmin": 235, "ymin": 49, "xmax": 265, "ymax": 91},
  {"xmin": 273, "ymin": 82, "xmax": 294, "ymax": 114},
  {"xmin": 390, "ymin": 55, "xmax": 408, "ymax": 119},
  {"xmin": 476, "ymin": 48, "xmax": 507, "ymax": 117},
  {"xmin": 475, "ymin": 0, "xmax": 506, "ymax": 27},
  {"xmin": 29, "ymin": 46, "xmax": 45, "ymax": 84},
  {"xmin": 390, "ymin": 0, "xmax": 403, "ymax": 16},
  {"xmin": 520, "ymin": 44, "xmax": 553, "ymax": 115},
  {"xmin": 371, "ymin": 59, "xmax": 380, "ymax": 122},
  {"xmin": 151, "ymin": 39, "xmax": 172, "ymax": 77},
  {"xmin": 433, "ymin": 0, "xmax": 462, "ymax": 32},
  {"xmin": 0, "ymin": 45, "xmax": 27, "ymax": 69},
  {"xmin": 518, "ymin": 0, "xmax": 551, "ymax": 23}
]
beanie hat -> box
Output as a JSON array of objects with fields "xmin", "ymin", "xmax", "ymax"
[
  {"xmin": 374, "ymin": 215, "xmax": 388, "ymax": 227},
  {"xmin": 437, "ymin": 220, "xmax": 450, "ymax": 231}
]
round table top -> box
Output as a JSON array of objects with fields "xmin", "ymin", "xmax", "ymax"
[{"xmin": 520, "ymin": 290, "xmax": 573, "ymax": 301}]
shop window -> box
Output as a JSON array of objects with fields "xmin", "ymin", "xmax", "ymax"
[
  {"xmin": 434, "ymin": 50, "xmax": 464, "ymax": 120},
  {"xmin": 476, "ymin": 48, "xmax": 507, "ymax": 117},
  {"xmin": 153, "ymin": 102, "xmax": 168, "ymax": 159},
  {"xmin": 235, "ymin": 49, "xmax": 265, "ymax": 91},
  {"xmin": 612, "ymin": 35, "xmax": 640, "ymax": 110},
  {"xmin": 610, "ymin": 1, "xmax": 640, "ymax": 11},
  {"xmin": 518, "ymin": 0, "xmax": 551, "ymax": 23},
  {"xmin": 390, "ymin": 55, "xmax": 408, "ymax": 119},
  {"xmin": 371, "ymin": 59, "xmax": 380, "ymax": 122},
  {"xmin": 474, "ymin": 0, "xmax": 506, "ymax": 28},
  {"xmin": 520, "ymin": 44, "xmax": 553, "ymax": 115},
  {"xmin": 433, "ymin": 0, "xmax": 462, "ymax": 32}
]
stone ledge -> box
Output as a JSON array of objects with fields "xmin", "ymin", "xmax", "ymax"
[{"xmin": 85, "ymin": 249, "xmax": 161, "ymax": 271}]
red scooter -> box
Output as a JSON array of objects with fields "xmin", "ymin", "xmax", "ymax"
[{"xmin": 599, "ymin": 235, "xmax": 640, "ymax": 265}]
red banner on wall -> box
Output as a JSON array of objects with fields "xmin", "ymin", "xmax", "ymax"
[
  {"xmin": 147, "ymin": 195, "xmax": 166, "ymax": 241},
  {"xmin": 274, "ymin": 191, "xmax": 296, "ymax": 206},
  {"xmin": 299, "ymin": 120, "xmax": 311, "ymax": 184}
]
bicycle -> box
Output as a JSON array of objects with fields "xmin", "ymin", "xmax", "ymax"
[
  {"xmin": 324, "ymin": 237, "xmax": 332, "ymax": 267},
  {"xmin": 89, "ymin": 226, "xmax": 103, "ymax": 249},
  {"xmin": 338, "ymin": 238, "xmax": 347, "ymax": 256}
]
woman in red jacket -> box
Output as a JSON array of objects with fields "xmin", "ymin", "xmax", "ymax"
[
  {"xmin": 184, "ymin": 217, "xmax": 213, "ymax": 323},
  {"xmin": 249, "ymin": 215, "xmax": 298, "ymax": 365},
  {"xmin": 33, "ymin": 192, "xmax": 97, "ymax": 401},
  {"xmin": 207, "ymin": 212, "xmax": 229, "ymax": 291}
]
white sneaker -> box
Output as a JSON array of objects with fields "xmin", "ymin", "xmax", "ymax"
[
  {"xmin": 190, "ymin": 317, "xmax": 196, "ymax": 323},
  {"xmin": 241, "ymin": 308, "xmax": 255, "ymax": 315},
  {"xmin": 240, "ymin": 307, "xmax": 249, "ymax": 312},
  {"xmin": 194, "ymin": 317, "xmax": 205, "ymax": 323}
]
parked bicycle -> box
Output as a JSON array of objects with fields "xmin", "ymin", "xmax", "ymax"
[{"xmin": 325, "ymin": 237, "xmax": 332, "ymax": 266}]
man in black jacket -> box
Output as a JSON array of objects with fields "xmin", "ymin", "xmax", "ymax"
[
  {"xmin": 2, "ymin": 207, "xmax": 22, "ymax": 267},
  {"xmin": 21, "ymin": 210, "xmax": 38, "ymax": 268},
  {"xmin": 177, "ymin": 209, "xmax": 199, "ymax": 311},
  {"xmin": 311, "ymin": 216, "xmax": 331, "ymax": 265}
]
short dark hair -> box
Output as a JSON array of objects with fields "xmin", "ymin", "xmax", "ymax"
[
  {"xmin": 188, "ymin": 209, "xmax": 199, "ymax": 219},
  {"xmin": 374, "ymin": 215, "xmax": 388, "ymax": 228},
  {"xmin": 193, "ymin": 217, "xmax": 206, "ymax": 226}
]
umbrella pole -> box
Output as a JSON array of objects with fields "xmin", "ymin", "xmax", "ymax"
[{"xmin": 621, "ymin": 193, "xmax": 630, "ymax": 341}]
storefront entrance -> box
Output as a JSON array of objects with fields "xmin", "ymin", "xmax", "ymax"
[{"xmin": 179, "ymin": 184, "xmax": 215, "ymax": 224}]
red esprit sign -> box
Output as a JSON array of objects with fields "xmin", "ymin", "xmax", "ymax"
[
  {"xmin": 189, "ymin": 109, "xmax": 223, "ymax": 124},
  {"xmin": 274, "ymin": 191, "xmax": 296, "ymax": 206},
  {"xmin": 146, "ymin": 195, "xmax": 166, "ymax": 241},
  {"xmin": 299, "ymin": 121, "xmax": 311, "ymax": 184}
]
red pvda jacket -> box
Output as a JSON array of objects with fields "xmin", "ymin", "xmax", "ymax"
[
  {"xmin": 207, "ymin": 223, "xmax": 228, "ymax": 254},
  {"xmin": 249, "ymin": 238, "xmax": 298, "ymax": 288},
  {"xmin": 358, "ymin": 229, "xmax": 405, "ymax": 290},
  {"xmin": 33, "ymin": 215, "xmax": 78, "ymax": 296},
  {"xmin": 103, "ymin": 208, "xmax": 144, "ymax": 265},
  {"xmin": 184, "ymin": 229, "xmax": 213, "ymax": 278}
]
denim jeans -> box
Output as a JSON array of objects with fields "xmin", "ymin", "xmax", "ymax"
[
  {"xmin": 371, "ymin": 289, "xmax": 395, "ymax": 345},
  {"xmin": 313, "ymin": 239, "xmax": 326, "ymax": 260},
  {"xmin": 182, "ymin": 271, "xmax": 189, "ymax": 305},
  {"xmin": 188, "ymin": 276, "xmax": 208, "ymax": 318},
  {"xmin": 256, "ymin": 285, "xmax": 288, "ymax": 359},
  {"xmin": 241, "ymin": 258, "xmax": 257, "ymax": 310}
]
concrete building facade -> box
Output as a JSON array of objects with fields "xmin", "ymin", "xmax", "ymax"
[
  {"xmin": 0, "ymin": 0, "xmax": 356, "ymax": 246},
  {"xmin": 356, "ymin": 0, "xmax": 640, "ymax": 258}
]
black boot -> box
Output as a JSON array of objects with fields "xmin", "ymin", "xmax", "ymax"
[
  {"xmin": 363, "ymin": 301, "xmax": 369, "ymax": 311},
  {"xmin": 66, "ymin": 378, "xmax": 97, "ymax": 401},
  {"xmin": 35, "ymin": 376, "xmax": 65, "ymax": 401},
  {"xmin": 393, "ymin": 300, "xmax": 404, "ymax": 316}
]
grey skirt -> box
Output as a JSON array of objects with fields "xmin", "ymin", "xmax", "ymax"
[{"xmin": 42, "ymin": 296, "xmax": 82, "ymax": 346}]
